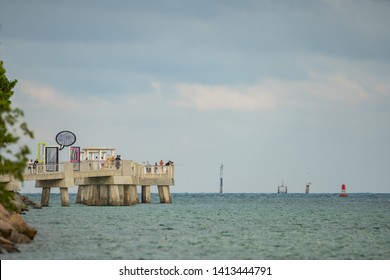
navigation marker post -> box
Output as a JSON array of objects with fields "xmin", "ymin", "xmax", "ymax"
[{"xmin": 220, "ymin": 164, "xmax": 223, "ymax": 193}]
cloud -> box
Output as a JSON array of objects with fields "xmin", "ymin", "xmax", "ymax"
[
  {"xmin": 16, "ymin": 80, "xmax": 81, "ymax": 110},
  {"xmin": 172, "ymin": 71, "xmax": 388, "ymax": 111},
  {"xmin": 305, "ymin": 72, "xmax": 370, "ymax": 105},
  {"xmin": 173, "ymin": 83, "xmax": 276, "ymax": 111}
]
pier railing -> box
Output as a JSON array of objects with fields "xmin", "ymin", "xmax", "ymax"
[
  {"xmin": 142, "ymin": 165, "xmax": 174, "ymax": 178},
  {"xmin": 20, "ymin": 160, "xmax": 174, "ymax": 179},
  {"xmin": 24, "ymin": 163, "xmax": 66, "ymax": 175},
  {"xmin": 78, "ymin": 160, "xmax": 123, "ymax": 173}
]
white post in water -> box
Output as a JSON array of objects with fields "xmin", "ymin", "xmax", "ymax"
[
  {"xmin": 305, "ymin": 182, "xmax": 311, "ymax": 194},
  {"xmin": 220, "ymin": 164, "xmax": 223, "ymax": 193}
]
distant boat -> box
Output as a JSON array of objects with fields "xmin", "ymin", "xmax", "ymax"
[{"xmin": 277, "ymin": 181, "xmax": 287, "ymax": 193}]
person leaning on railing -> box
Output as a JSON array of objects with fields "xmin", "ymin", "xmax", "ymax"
[
  {"xmin": 106, "ymin": 156, "xmax": 114, "ymax": 169},
  {"xmin": 115, "ymin": 155, "xmax": 121, "ymax": 169},
  {"xmin": 33, "ymin": 159, "xmax": 39, "ymax": 174}
]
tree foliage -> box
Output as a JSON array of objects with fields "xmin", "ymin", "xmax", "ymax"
[{"xmin": 0, "ymin": 60, "xmax": 34, "ymax": 211}]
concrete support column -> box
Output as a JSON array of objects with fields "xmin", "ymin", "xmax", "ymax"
[
  {"xmin": 82, "ymin": 186, "xmax": 89, "ymax": 205},
  {"xmin": 108, "ymin": 185, "xmax": 121, "ymax": 206},
  {"xmin": 123, "ymin": 185, "xmax": 131, "ymax": 206},
  {"xmin": 76, "ymin": 186, "xmax": 82, "ymax": 203},
  {"xmin": 99, "ymin": 185, "xmax": 108, "ymax": 206},
  {"xmin": 129, "ymin": 185, "xmax": 139, "ymax": 205},
  {"xmin": 118, "ymin": 185, "xmax": 124, "ymax": 205},
  {"xmin": 41, "ymin": 187, "xmax": 51, "ymax": 206},
  {"xmin": 86, "ymin": 185, "xmax": 94, "ymax": 206},
  {"xmin": 60, "ymin": 187, "xmax": 70, "ymax": 206},
  {"xmin": 158, "ymin": 185, "xmax": 172, "ymax": 203},
  {"xmin": 142, "ymin": 185, "xmax": 151, "ymax": 203},
  {"xmin": 91, "ymin": 185, "xmax": 100, "ymax": 206}
]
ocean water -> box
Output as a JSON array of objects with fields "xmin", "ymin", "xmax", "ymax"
[{"xmin": 1, "ymin": 193, "xmax": 389, "ymax": 260}]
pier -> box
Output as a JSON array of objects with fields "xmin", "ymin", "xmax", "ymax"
[{"xmin": 0, "ymin": 159, "xmax": 175, "ymax": 207}]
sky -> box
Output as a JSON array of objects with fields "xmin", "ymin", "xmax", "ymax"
[{"xmin": 1, "ymin": 0, "xmax": 389, "ymax": 193}]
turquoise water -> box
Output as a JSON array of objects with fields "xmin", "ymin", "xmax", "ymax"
[{"xmin": 1, "ymin": 193, "xmax": 389, "ymax": 260}]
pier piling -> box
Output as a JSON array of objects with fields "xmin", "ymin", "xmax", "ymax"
[
  {"xmin": 60, "ymin": 187, "xmax": 70, "ymax": 206},
  {"xmin": 142, "ymin": 185, "xmax": 151, "ymax": 203},
  {"xmin": 41, "ymin": 187, "xmax": 51, "ymax": 207},
  {"xmin": 158, "ymin": 185, "xmax": 172, "ymax": 203}
]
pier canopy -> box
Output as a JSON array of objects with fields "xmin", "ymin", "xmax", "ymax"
[{"xmin": 81, "ymin": 147, "xmax": 115, "ymax": 161}]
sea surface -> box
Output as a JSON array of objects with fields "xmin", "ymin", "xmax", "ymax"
[{"xmin": 1, "ymin": 193, "xmax": 389, "ymax": 260}]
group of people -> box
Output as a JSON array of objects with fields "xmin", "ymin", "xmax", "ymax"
[
  {"xmin": 144, "ymin": 160, "xmax": 174, "ymax": 166},
  {"xmin": 27, "ymin": 159, "xmax": 40, "ymax": 174},
  {"xmin": 88, "ymin": 155, "xmax": 122, "ymax": 170},
  {"xmin": 144, "ymin": 160, "xmax": 174, "ymax": 174},
  {"xmin": 159, "ymin": 160, "xmax": 174, "ymax": 166}
]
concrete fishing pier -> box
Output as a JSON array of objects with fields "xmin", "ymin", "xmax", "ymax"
[{"xmin": 1, "ymin": 159, "xmax": 174, "ymax": 207}]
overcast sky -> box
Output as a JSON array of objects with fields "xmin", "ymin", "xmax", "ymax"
[{"xmin": 1, "ymin": 0, "xmax": 389, "ymax": 193}]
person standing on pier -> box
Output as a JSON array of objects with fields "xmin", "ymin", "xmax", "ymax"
[
  {"xmin": 33, "ymin": 159, "xmax": 39, "ymax": 174},
  {"xmin": 100, "ymin": 157, "xmax": 105, "ymax": 169},
  {"xmin": 115, "ymin": 155, "xmax": 121, "ymax": 169},
  {"xmin": 28, "ymin": 159, "xmax": 33, "ymax": 174}
]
